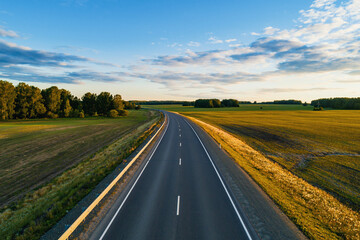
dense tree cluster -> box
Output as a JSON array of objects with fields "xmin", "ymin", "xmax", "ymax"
[
  {"xmin": 260, "ymin": 100, "xmax": 302, "ymax": 104},
  {"xmin": 194, "ymin": 99, "xmax": 241, "ymax": 108},
  {"xmin": 182, "ymin": 101, "xmax": 195, "ymax": 106},
  {"xmin": 134, "ymin": 100, "xmax": 193, "ymax": 105},
  {"xmin": 194, "ymin": 99, "xmax": 221, "ymax": 108},
  {"xmin": 0, "ymin": 80, "xmax": 139, "ymax": 120},
  {"xmin": 221, "ymin": 99, "xmax": 240, "ymax": 107},
  {"xmin": 311, "ymin": 98, "xmax": 360, "ymax": 109}
]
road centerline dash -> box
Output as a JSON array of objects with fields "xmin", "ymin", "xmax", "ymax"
[
  {"xmin": 179, "ymin": 158, "xmax": 181, "ymax": 165},
  {"xmin": 177, "ymin": 196, "xmax": 180, "ymax": 216}
]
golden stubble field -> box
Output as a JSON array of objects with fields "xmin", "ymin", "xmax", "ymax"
[{"xmin": 182, "ymin": 110, "xmax": 360, "ymax": 210}]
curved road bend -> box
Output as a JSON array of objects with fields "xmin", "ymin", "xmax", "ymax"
[{"xmin": 89, "ymin": 111, "xmax": 306, "ymax": 240}]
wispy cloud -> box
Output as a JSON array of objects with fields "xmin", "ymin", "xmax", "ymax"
[
  {"xmin": 0, "ymin": 40, "xmax": 88, "ymax": 67},
  {"xmin": 188, "ymin": 41, "xmax": 201, "ymax": 47},
  {"xmin": 225, "ymin": 38, "xmax": 237, "ymax": 43},
  {"xmin": 0, "ymin": 27, "xmax": 19, "ymax": 38},
  {"xmin": 208, "ymin": 36, "xmax": 223, "ymax": 44},
  {"xmin": 0, "ymin": 39, "xmax": 123, "ymax": 84},
  {"xmin": 131, "ymin": 71, "xmax": 261, "ymax": 90}
]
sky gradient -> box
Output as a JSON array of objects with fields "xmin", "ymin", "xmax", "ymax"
[{"xmin": 0, "ymin": 0, "xmax": 359, "ymax": 101}]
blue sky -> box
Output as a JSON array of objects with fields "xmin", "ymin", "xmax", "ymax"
[{"xmin": 0, "ymin": 0, "xmax": 359, "ymax": 101}]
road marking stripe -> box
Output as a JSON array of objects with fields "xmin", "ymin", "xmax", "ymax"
[
  {"xmin": 184, "ymin": 118, "xmax": 253, "ymax": 240},
  {"xmin": 98, "ymin": 115, "xmax": 169, "ymax": 240},
  {"xmin": 177, "ymin": 195, "xmax": 180, "ymax": 216},
  {"xmin": 180, "ymin": 142, "xmax": 181, "ymax": 147},
  {"xmin": 179, "ymin": 158, "xmax": 181, "ymax": 165}
]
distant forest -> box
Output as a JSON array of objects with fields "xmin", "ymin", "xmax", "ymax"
[
  {"xmin": 194, "ymin": 99, "xmax": 240, "ymax": 108},
  {"xmin": 259, "ymin": 100, "xmax": 302, "ymax": 104},
  {"xmin": 311, "ymin": 98, "xmax": 360, "ymax": 110},
  {"xmin": 0, "ymin": 80, "xmax": 139, "ymax": 120},
  {"xmin": 133, "ymin": 100, "xmax": 194, "ymax": 105}
]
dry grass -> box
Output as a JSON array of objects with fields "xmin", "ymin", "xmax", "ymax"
[{"xmin": 185, "ymin": 115, "xmax": 360, "ymax": 240}]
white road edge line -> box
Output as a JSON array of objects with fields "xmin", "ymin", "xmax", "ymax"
[
  {"xmin": 180, "ymin": 142, "xmax": 181, "ymax": 147},
  {"xmin": 179, "ymin": 158, "xmax": 181, "ymax": 165},
  {"xmin": 177, "ymin": 195, "xmax": 180, "ymax": 216},
  {"xmin": 99, "ymin": 115, "xmax": 169, "ymax": 240},
  {"xmin": 184, "ymin": 118, "xmax": 253, "ymax": 240}
]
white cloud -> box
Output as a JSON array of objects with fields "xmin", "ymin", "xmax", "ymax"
[
  {"xmin": 263, "ymin": 26, "xmax": 280, "ymax": 35},
  {"xmin": 208, "ymin": 36, "xmax": 223, "ymax": 44},
  {"xmin": 188, "ymin": 41, "xmax": 201, "ymax": 47},
  {"xmin": 225, "ymin": 38, "xmax": 237, "ymax": 43},
  {"xmin": 0, "ymin": 27, "xmax": 19, "ymax": 38},
  {"xmin": 229, "ymin": 43, "xmax": 242, "ymax": 48}
]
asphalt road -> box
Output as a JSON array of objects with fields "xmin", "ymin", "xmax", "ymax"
[{"xmin": 89, "ymin": 112, "xmax": 306, "ymax": 240}]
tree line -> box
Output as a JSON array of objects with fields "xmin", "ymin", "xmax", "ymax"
[
  {"xmin": 311, "ymin": 97, "xmax": 360, "ymax": 110},
  {"xmin": 133, "ymin": 100, "xmax": 194, "ymax": 105},
  {"xmin": 0, "ymin": 80, "xmax": 140, "ymax": 120},
  {"xmin": 194, "ymin": 99, "xmax": 240, "ymax": 108},
  {"xmin": 259, "ymin": 100, "xmax": 302, "ymax": 104}
]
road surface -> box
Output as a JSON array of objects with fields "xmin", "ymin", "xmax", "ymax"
[{"xmin": 89, "ymin": 112, "xmax": 306, "ymax": 240}]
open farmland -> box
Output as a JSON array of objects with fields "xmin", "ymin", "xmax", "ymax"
[
  {"xmin": 0, "ymin": 110, "xmax": 157, "ymax": 207},
  {"xmin": 0, "ymin": 109, "xmax": 161, "ymax": 239},
  {"xmin": 152, "ymin": 105, "xmax": 360, "ymax": 210}
]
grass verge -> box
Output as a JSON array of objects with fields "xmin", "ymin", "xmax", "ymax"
[
  {"xmin": 0, "ymin": 111, "xmax": 162, "ymax": 240},
  {"xmin": 185, "ymin": 115, "xmax": 360, "ymax": 240}
]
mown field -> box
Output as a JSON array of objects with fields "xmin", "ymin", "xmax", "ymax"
[
  {"xmin": 151, "ymin": 105, "xmax": 360, "ymax": 239},
  {"xmin": 0, "ymin": 110, "xmax": 161, "ymax": 239}
]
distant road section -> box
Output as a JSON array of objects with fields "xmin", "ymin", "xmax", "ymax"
[{"xmin": 89, "ymin": 112, "xmax": 306, "ymax": 240}]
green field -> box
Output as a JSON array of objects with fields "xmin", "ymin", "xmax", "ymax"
[
  {"xmin": 0, "ymin": 110, "xmax": 156, "ymax": 207},
  {"xmin": 150, "ymin": 105, "xmax": 360, "ymax": 210},
  {"xmin": 0, "ymin": 110, "xmax": 161, "ymax": 239}
]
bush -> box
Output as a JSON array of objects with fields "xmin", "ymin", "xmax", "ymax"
[
  {"xmin": 47, "ymin": 112, "xmax": 58, "ymax": 119},
  {"xmin": 79, "ymin": 111, "xmax": 85, "ymax": 118},
  {"xmin": 92, "ymin": 112, "xmax": 98, "ymax": 117},
  {"xmin": 118, "ymin": 109, "xmax": 128, "ymax": 116},
  {"xmin": 313, "ymin": 106, "xmax": 323, "ymax": 111},
  {"xmin": 109, "ymin": 109, "xmax": 119, "ymax": 118}
]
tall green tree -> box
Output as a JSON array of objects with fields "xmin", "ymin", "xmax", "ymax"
[
  {"xmin": 59, "ymin": 89, "xmax": 72, "ymax": 117},
  {"xmin": 0, "ymin": 80, "xmax": 16, "ymax": 120},
  {"xmin": 42, "ymin": 86, "xmax": 61, "ymax": 117},
  {"xmin": 15, "ymin": 83, "xmax": 46, "ymax": 119},
  {"xmin": 112, "ymin": 94, "xmax": 124, "ymax": 112},
  {"xmin": 96, "ymin": 92, "xmax": 113, "ymax": 115},
  {"xmin": 82, "ymin": 92, "xmax": 97, "ymax": 116},
  {"xmin": 69, "ymin": 96, "xmax": 82, "ymax": 111}
]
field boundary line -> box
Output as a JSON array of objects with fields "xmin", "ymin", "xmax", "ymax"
[{"xmin": 58, "ymin": 114, "xmax": 167, "ymax": 240}]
